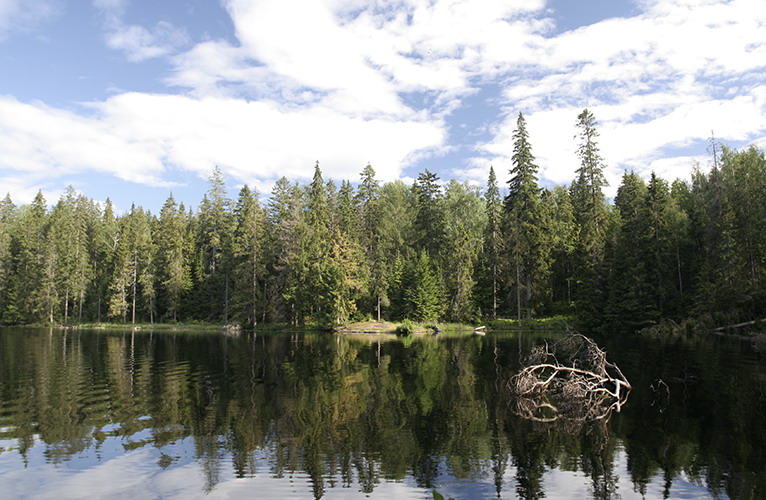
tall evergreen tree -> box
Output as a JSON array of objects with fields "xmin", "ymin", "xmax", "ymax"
[
  {"xmin": 606, "ymin": 171, "xmax": 652, "ymax": 328},
  {"xmin": 504, "ymin": 112, "xmax": 546, "ymax": 320},
  {"xmin": 442, "ymin": 180, "xmax": 485, "ymax": 322},
  {"xmin": 402, "ymin": 250, "xmax": 444, "ymax": 322},
  {"xmin": 356, "ymin": 164, "xmax": 387, "ymax": 321},
  {"xmin": 5, "ymin": 192, "xmax": 50, "ymax": 323},
  {"xmin": 0, "ymin": 194, "xmax": 16, "ymax": 318},
  {"xmin": 232, "ymin": 185, "xmax": 264, "ymax": 327},
  {"xmin": 157, "ymin": 194, "xmax": 191, "ymax": 322},
  {"xmin": 546, "ymin": 185, "xmax": 576, "ymax": 308},
  {"xmin": 571, "ymin": 109, "xmax": 609, "ymax": 324},
  {"xmin": 195, "ymin": 167, "xmax": 234, "ymax": 321},
  {"xmin": 413, "ymin": 169, "xmax": 445, "ymax": 259},
  {"xmin": 480, "ymin": 166, "xmax": 503, "ymax": 319}
]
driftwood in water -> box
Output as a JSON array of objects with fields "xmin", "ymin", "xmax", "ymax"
[
  {"xmin": 510, "ymin": 334, "xmax": 631, "ymax": 424},
  {"xmin": 711, "ymin": 318, "xmax": 766, "ymax": 333}
]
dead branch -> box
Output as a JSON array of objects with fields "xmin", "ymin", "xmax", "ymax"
[{"xmin": 510, "ymin": 334, "xmax": 631, "ymax": 426}]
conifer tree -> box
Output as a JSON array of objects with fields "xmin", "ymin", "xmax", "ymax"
[
  {"xmin": 232, "ymin": 185, "xmax": 264, "ymax": 327},
  {"xmin": 413, "ymin": 169, "xmax": 445, "ymax": 260},
  {"xmin": 403, "ymin": 250, "xmax": 444, "ymax": 322},
  {"xmin": 606, "ymin": 171, "xmax": 652, "ymax": 328},
  {"xmin": 157, "ymin": 194, "xmax": 191, "ymax": 322},
  {"xmin": 570, "ymin": 109, "xmax": 609, "ymax": 324},
  {"xmin": 504, "ymin": 112, "xmax": 546, "ymax": 320},
  {"xmin": 482, "ymin": 166, "xmax": 503, "ymax": 319},
  {"xmin": 195, "ymin": 167, "xmax": 234, "ymax": 321},
  {"xmin": 0, "ymin": 194, "xmax": 16, "ymax": 318},
  {"xmin": 6, "ymin": 192, "xmax": 50, "ymax": 323},
  {"xmin": 356, "ymin": 164, "xmax": 387, "ymax": 321},
  {"xmin": 442, "ymin": 180, "xmax": 485, "ymax": 322},
  {"xmin": 545, "ymin": 185, "xmax": 576, "ymax": 308}
]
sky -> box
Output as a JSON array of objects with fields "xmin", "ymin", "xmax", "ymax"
[{"xmin": 1, "ymin": 0, "xmax": 765, "ymax": 213}]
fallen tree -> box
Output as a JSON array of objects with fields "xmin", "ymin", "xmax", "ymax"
[{"xmin": 510, "ymin": 334, "xmax": 631, "ymax": 425}]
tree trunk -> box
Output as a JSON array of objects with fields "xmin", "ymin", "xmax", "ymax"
[
  {"xmin": 64, "ymin": 288, "xmax": 69, "ymax": 325},
  {"xmin": 252, "ymin": 250, "xmax": 258, "ymax": 328},
  {"xmin": 132, "ymin": 252, "xmax": 137, "ymax": 325},
  {"xmin": 224, "ymin": 272, "xmax": 230, "ymax": 323},
  {"xmin": 526, "ymin": 272, "xmax": 532, "ymax": 320},
  {"xmin": 516, "ymin": 260, "xmax": 521, "ymax": 322},
  {"xmin": 377, "ymin": 295, "xmax": 381, "ymax": 322},
  {"xmin": 492, "ymin": 262, "xmax": 498, "ymax": 320}
]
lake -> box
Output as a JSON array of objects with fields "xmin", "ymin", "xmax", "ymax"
[{"xmin": 0, "ymin": 327, "xmax": 764, "ymax": 499}]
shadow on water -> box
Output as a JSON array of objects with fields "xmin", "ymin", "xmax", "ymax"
[{"xmin": 0, "ymin": 326, "xmax": 764, "ymax": 499}]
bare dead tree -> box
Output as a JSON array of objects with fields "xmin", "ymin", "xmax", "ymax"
[{"xmin": 510, "ymin": 334, "xmax": 631, "ymax": 425}]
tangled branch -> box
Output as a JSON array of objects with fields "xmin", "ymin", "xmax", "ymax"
[{"xmin": 510, "ymin": 334, "xmax": 631, "ymax": 425}]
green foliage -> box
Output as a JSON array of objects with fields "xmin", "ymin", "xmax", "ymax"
[
  {"xmin": 3, "ymin": 126, "xmax": 766, "ymax": 331},
  {"xmin": 396, "ymin": 319, "xmax": 416, "ymax": 335},
  {"xmin": 402, "ymin": 251, "xmax": 444, "ymax": 323},
  {"xmin": 504, "ymin": 112, "xmax": 549, "ymax": 320}
]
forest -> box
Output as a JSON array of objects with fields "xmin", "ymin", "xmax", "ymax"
[{"xmin": 1, "ymin": 109, "xmax": 765, "ymax": 331}]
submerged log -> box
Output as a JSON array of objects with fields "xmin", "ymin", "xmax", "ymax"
[{"xmin": 510, "ymin": 333, "xmax": 631, "ymax": 425}]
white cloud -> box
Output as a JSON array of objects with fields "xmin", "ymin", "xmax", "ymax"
[
  {"xmin": 0, "ymin": 93, "xmax": 444, "ymax": 197},
  {"xmin": 94, "ymin": 0, "xmax": 189, "ymax": 62},
  {"xmin": 106, "ymin": 21, "xmax": 189, "ymax": 63},
  {"xmin": 5, "ymin": 0, "xmax": 766, "ymax": 204},
  {"xmin": 0, "ymin": 0, "xmax": 59, "ymax": 40},
  {"xmin": 472, "ymin": 0, "xmax": 766, "ymax": 194}
]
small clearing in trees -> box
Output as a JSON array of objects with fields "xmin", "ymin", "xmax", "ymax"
[{"xmin": 510, "ymin": 333, "xmax": 631, "ymax": 425}]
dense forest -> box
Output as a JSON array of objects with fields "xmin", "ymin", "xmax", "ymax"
[{"xmin": 1, "ymin": 109, "xmax": 765, "ymax": 330}]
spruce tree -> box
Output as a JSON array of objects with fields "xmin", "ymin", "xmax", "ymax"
[
  {"xmin": 482, "ymin": 166, "xmax": 503, "ymax": 319},
  {"xmin": 232, "ymin": 185, "xmax": 264, "ymax": 327},
  {"xmin": 504, "ymin": 112, "xmax": 546, "ymax": 320},
  {"xmin": 413, "ymin": 169, "xmax": 445, "ymax": 259},
  {"xmin": 403, "ymin": 250, "xmax": 444, "ymax": 322},
  {"xmin": 356, "ymin": 164, "xmax": 387, "ymax": 321},
  {"xmin": 0, "ymin": 194, "xmax": 16, "ymax": 319},
  {"xmin": 195, "ymin": 167, "xmax": 234, "ymax": 321},
  {"xmin": 157, "ymin": 194, "xmax": 191, "ymax": 322},
  {"xmin": 442, "ymin": 180, "xmax": 485, "ymax": 322},
  {"xmin": 571, "ymin": 109, "xmax": 609, "ymax": 325}
]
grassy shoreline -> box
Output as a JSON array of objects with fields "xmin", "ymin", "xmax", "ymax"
[{"xmin": 4, "ymin": 315, "xmax": 575, "ymax": 334}]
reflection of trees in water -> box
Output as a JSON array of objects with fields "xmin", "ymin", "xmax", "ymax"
[{"xmin": 0, "ymin": 329, "xmax": 765, "ymax": 498}]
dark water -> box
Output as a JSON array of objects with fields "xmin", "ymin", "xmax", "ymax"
[{"xmin": 0, "ymin": 327, "xmax": 764, "ymax": 500}]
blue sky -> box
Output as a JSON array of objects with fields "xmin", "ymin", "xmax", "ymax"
[{"xmin": 1, "ymin": 0, "xmax": 765, "ymax": 213}]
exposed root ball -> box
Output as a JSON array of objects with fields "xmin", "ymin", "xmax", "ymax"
[{"xmin": 510, "ymin": 334, "xmax": 631, "ymax": 424}]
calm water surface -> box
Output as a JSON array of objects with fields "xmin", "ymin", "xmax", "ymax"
[{"xmin": 0, "ymin": 327, "xmax": 764, "ymax": 499}]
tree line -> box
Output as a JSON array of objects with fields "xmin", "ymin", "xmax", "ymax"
[{"xmin": 1, "ymin": 108, "xmax": 765, "ymax": 329}]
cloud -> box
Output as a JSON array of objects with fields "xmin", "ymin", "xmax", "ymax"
[
  {"xmin": 0, "ymin": 0, "xmax": 59, "ymax": 40},
  {"xmin": 106, "ymin": 21, "xmax": 189, "ymax": 63},
  {"xmin": 472, "ymin": 0, "xmax": 766, "ymax": 194},
  {"xmin": 0, "ymin": 93, "xmax": 444, "ymax": 201},
  {"xmin": 94, "ymin": 0, "xmax": 189, "ymax": 62},
  {"xmin": 5, "ymin": 0, "xmax": 766, "ymax": 205}
]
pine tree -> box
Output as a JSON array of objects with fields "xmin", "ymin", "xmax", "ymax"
[
  {"xmin": 6, "ymin": 192, "xmax": 50, "ymax": 323},
  {"xmin": 195, "ymin": 167, "xmax": 234, "ymax": 321},
  {"xmin": 571, "ymin": 109, "xmax": 609, "ymax": 324},
  {"xmin": 606, "ymin": 171, "xmax": 653, "ymax": 328},
  {"xmin": 0, "ymin": 194, "xmax": 16, "ymax": 318},
  {"xmin": 403, "ymin": 250, "xmax": 444, "ymax": 322},
  {"xmin": 482, "ymin": 166, "xmax": 503, "ymax": 319},
  {"xmin": 356, "ymin": 164, "xmax": 387, "ymax": 321},
  {"xmin": 232, "ymin": 185, "xmax": 264, "ymax": 327},
  {"xmin": 157, "ymin": 194, "xmax": 191, "ymax": 322},
  {"xmin": 504, "ymin": 112, "xmax": 546, "ymax": 320},
  {"xmin": 266, "ymin": 177, "xmax": 304, "ymax": 324},
  {"xmin": 442, "ymin": 180, "xmax": 485, "ymax": 322},
  {"xmin": 413, "ymin": 169, "xmax": 445, "ymax": 259},
  {"xmin": 92, "ymin": 199, "xmax": 119, "ymax": 323},
  {"xmin": 48, "ymin": 187, "xmax": 92, "ymax": 324},
  {"xmin": 546, "ymin": 185, "xmax": 576, "ymax": 308}
]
